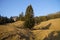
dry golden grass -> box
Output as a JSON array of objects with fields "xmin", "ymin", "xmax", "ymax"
[
  {"xmin": 0, "ymin": 21, "xmax": 33, "ymax": 40},
  {"xmin": 0, "ymin": 21, "xmax": 24, "ymax": 32},
  {"xmin": 32, "ymin": 18, "xmax": 60, "ymax": 40},
  {"xmin": 33, "ymin": 18, "xmax": 60, "ymax": 30},
  {"xmin": 32, "ymin": 30, "xmax": 52, "ymax": 40},
  {"xmin": 0, "ymin": 18, "xmax": 60, "ymax": 40}
]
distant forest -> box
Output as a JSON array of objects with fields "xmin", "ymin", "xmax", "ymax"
[{"xmin": 0, "ymin": 5, "xmax": 60, "ymax": 25}]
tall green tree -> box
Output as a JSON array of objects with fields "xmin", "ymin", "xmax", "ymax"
[
  {"xmin": 18, "ymin": 12, "xmax": 24, "ymax": 21},
  {"xmin": 24, "ymin": 5, "xmax": 35, "ymax": 29}
]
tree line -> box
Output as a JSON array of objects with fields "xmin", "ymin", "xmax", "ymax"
[
  {"xmin": 0, "ymin": 5, "xmax": 60, "ymax": 29},
  {"xmin": 18, "ymin": 9, "xmax": 60, "ymax": 25},
  {"xmin": 17, "ymin": 5, "xmax": 60, "ymax": 29},
  {"xmin": 34, "ymin": 12, "xmax": 60, "ymax": 24},
  {"xmin": 0, "ymin": 15, "xmax": 14, "ymax": 25}
]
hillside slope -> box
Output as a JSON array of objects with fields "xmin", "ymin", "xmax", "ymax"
[
  {"xmin": 32, "ymin": 18, "xmax": 60, "ymax": 40},
  {"xmin": 33, "ymin": 18, "xmax": 60, "ymax": 30},
  {"xmin": 0, "ymin": 18, "xmax": 60, "ymax": 40},
  {"xmin": 0, "ymin": 21, "xmax": 33, "ymax": 40}
]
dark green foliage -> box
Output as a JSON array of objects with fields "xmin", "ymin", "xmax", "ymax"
[
  {"xmin": 0, "ymin": 15, "xmax": 8, "ymax": 24},
  {"xmin": 18, "ymin": 12, "xmax": 25, "ymax": 21},
  {"xmin": 24, "ymin": 18, "xmax": 35, "ymax": 29},
  {"xmin": 0, "ymin": 15, "xmax": 14, "ymax": 25},
  {"xmin": 34, "ymin": 12, "xmax": 60, "ymax": 24},
  {"xmin": 9, "ymin": 16, "xmax": 15, "ymax": 22},
  {"xmin": 35, "ymin": 16, "xmax": 48, "ymax": 25},
  {"xmin": 34, "ymin": 17, "xmax": 41, "ymax": 25},
  {"xmin": 24, "ymin": 5, "xmax": 35, "ymax": 29},
  {"xmin": 39, "ymin": 16, "xmax": 48, "ymax": 22},
  {"xmin": 25, "ymin": 5, "xmax": 34, "ymax": 20},
  {"xmin": 47, "ymin": 12, "xmax": 60, "ymax": 20}
]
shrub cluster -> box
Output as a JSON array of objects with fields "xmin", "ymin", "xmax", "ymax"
[{"xmin": 0, "ymin": 15, "xmax": 14, "ymax": 25}]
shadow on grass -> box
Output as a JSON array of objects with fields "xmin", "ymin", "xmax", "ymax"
[
  {"xmin": 40, "ymin": 23, "xmax": 51, "ymax": 30},
  {"xmin": 44, "ymin": 31, "xmax": 60, "ymax": 40}
]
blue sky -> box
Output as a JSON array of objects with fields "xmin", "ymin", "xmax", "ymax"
[{"xmin": 0, "ymin": 0, "xmax": 60, "ymax": 17}]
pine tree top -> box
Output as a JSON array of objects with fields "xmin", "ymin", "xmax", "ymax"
[{"xmin": 26, "ymin": 5, "xmax": 33, "ymax": 11}]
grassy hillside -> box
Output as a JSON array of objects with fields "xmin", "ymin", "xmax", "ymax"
[
  {"xmin": 0, "ymin": 18, "xmax": 60, "ymax": 40},
  {"xmin": 0, "ymin": 21, "xmax": 33, "ymax": 40},
  {"xmin": 33, "ymin": 18, "xmax": 60, "ymax": 30},
  {"xmin": 32, "ymin": 18, "xmax": 60, "ymax": 40}
]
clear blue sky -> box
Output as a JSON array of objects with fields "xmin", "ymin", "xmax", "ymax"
[{"xmin": 0, "ymin": 0, "xmax": 60, "ymax": 17}]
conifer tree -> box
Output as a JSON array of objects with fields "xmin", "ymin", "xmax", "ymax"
[{"xmin": 24, "ymin": 5, "xmax": 35, "ymax": 29}]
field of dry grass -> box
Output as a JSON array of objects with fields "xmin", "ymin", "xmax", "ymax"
[
  {"xmin": 32, "ymin": 18, "xmax": 60, "ymax": 40},
  {"xmin": 33, "ymin": 18, "xmax": 60, "ymax": 30},
  {"xmin": 0, "ymin": 21, "xmax": 33, "ymax": 40},
  {"xmin": 0, "ymin": 18, "xmax": 60, "ymax": 40}
]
